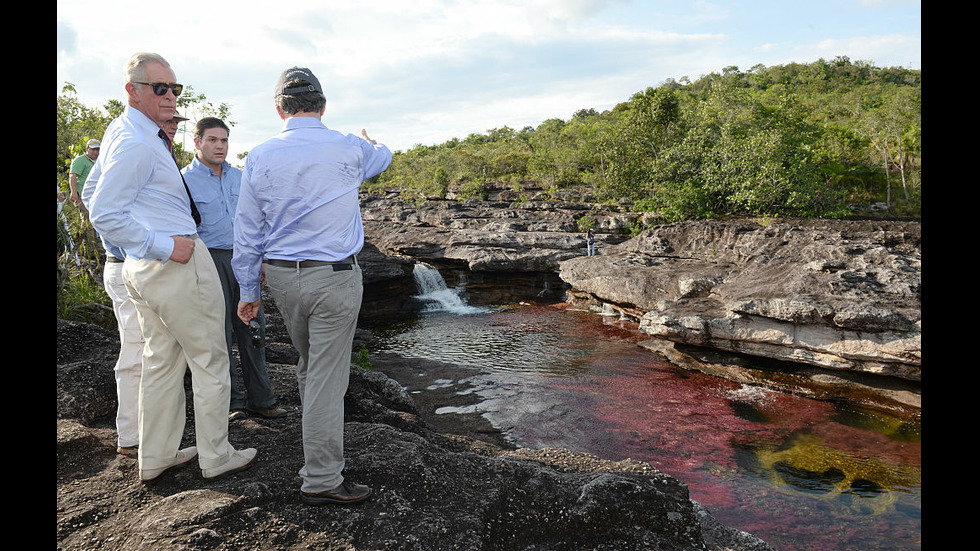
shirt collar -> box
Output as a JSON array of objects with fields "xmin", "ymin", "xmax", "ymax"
[
  {"xmin": 123, "ymin": 105, "xmax": 165, "ymax": 138},
  {"xmin": 190, "ymin": 155, "xmax": 228, "ymax": 177},
  {"xmin": 281, "ymin": 116, "xmax": 326, "ymax": 133}
]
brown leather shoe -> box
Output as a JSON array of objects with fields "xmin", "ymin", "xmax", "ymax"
[
  {"xmin": 245, "ymin": 406, "xmax": 287, "ymax": 419},
  {"xmin": 301, "ymin": 480, "xmax": 372, "ymax": 505}
]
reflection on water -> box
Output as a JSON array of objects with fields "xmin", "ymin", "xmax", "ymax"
[
  {"xmin": 369, "ymin": 303, "xmax": 921, "ymax": 551},
  {"xmin": 372, "ymin": 308, "xmax": 596, "ymax": 376}
]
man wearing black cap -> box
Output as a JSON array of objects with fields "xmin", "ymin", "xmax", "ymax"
[{"xmin": 232, "ymin": 66, "xmax": 392, "ymax": 505}]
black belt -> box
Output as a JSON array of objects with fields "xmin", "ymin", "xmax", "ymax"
[
  {"xmin": 106, "ymin": 256, "xmax": 124, "ymax": 263},
  {"xmin": 265, "ymin": 257, "xmax": 356, "ymax": 271}
]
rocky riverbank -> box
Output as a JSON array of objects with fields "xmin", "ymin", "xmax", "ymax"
[
  {"xmin": 57, "ymin": 193, "xmax": 918, "ymax": 549},
  {"xmin": 57, "ymin": 312, "xmax": 773, "ymax": 550},
  {"xmin": 361, "ymin": 194, "xmax": 921, "ymax": 418}
]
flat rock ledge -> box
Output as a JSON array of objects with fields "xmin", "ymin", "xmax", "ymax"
[{"xmin": 361, "ymin": 194, "xmax": 637, "ymax": 272}]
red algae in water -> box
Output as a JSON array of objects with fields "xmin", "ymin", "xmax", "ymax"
[
  {"xmin": 378, "ymin": 301, "xmax": 921, "ymax": 550},
  {"xmin": 521, "ymin": 303, "xmax": 922, "ymax": 550}
]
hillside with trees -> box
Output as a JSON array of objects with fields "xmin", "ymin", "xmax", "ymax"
[
  {"xmin": 57, "ymin": 57, "xmax": 920, "ymax": 325},
  {"xmin": 57, "ymin": 57, "xmax": 921, "ymax": 225},
  {"xmin": 366, "ymin": 57, "xmax": 920, "ymax": 222}
]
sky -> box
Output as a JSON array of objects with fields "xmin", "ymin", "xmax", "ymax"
[{"xmin": 57, "ymin": 0, "xmax": 920, "ymax": 163}]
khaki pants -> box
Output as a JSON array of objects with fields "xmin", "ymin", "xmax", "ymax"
[
  {"xmin": 103, "ymin": 260, "xmax": 143, "ymax": 448},
  {"xmin": 122, "ymin": 236, "xmax": 234, "ymax": 471}
]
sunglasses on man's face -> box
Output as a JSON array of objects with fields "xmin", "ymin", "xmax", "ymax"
[{"xmin": 133, "ymin": 81, "xmax": 184, "ymax": 97}]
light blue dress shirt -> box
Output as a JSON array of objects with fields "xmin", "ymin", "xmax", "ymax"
[
  {"xmin": 87, "ymin": 106, "xmax": 197, "ymax": 262},
  {"xmin": 182, "ymin": 157, "xmax": 241, "ymax": 250},
  {"xmin": 232, "ymin": 117, "xmax": 392, "ymax": 303}
]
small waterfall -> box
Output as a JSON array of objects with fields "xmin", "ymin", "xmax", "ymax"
[
  {"xmin": 536, "ymin": 280, "xmax": 552, "ymax": 298},
  {"xmin": 413, "ymin": 263, "xmax": 487, "ymax": 315},
  {"xmin": 598, "ymin": 303, "xmax": 619, "ymax": 317}
]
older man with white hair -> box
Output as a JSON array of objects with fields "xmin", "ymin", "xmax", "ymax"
[{"xmin": 87, "ymin": 52, "xmax": 257, "ymax": 484}]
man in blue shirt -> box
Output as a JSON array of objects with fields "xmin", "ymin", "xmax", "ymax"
[
  {"xmin": 182, "ymin": 117, "xmax": 286, "ymax": 422},
  {"xmin": 81, "ymin": 111, "xmax": 190, "ymax": 460},
  {"xmin": 87, "ymin": 52, "xmax": 257, "ymax": 483},
  {"xmin": 233, "ymin": 66, "xmax": 392, "ymax": 505}
]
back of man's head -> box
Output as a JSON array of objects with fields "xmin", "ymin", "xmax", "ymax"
[{"xmin": 274, "ymin": 66, "xmax": 326, "ymax": 115}]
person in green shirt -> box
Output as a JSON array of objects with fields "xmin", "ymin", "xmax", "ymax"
[{"xmin": 68, "ymin": 138, "xmax": 101, "ymax": 213}]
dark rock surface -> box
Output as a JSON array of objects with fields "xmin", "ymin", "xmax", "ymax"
[{"xmin": 57, "ymin": 311, "xmax": 773, "ymax": 550}]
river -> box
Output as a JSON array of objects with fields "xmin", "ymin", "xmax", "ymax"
[{"xmin": 367, "ymin": 265, "xmax": 922, "ymax": 550}]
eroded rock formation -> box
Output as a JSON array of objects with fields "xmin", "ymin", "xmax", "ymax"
[{"xmin": 360, "ymin": 195, "xmax": 921, "ymax": 415}]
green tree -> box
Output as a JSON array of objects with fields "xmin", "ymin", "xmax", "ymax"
[
  {"xmin": 646, "ymin": 80, "xmax": 846, "ymax": 221},
  {"xmin": 602, "ymin": 87, "xmax": 681, "ymax": 201},
  {"xmin": 57, "ymin": 83, "xmax": 114, "ymax": 185},
  {"xmin": 488, "ymin": 150, "xmax": 529, "ymax": 179},
  {"xmin": 527, "ymin": 118, "xmax": 578, "ymax": 187},
  {"xmin": 850, "ymin": 83, "xmax": 920, "ymax": 208}
]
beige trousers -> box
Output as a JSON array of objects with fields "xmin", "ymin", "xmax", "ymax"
[
  {"xmin": 122, "ymin": 236, "xmax": 234, "ymax": 471},
  {"xmin": 103, "ymin": 260, "xmax": 143, "ymax": 448}
]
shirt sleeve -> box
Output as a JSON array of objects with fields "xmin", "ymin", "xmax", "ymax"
[
  {"xmin": 81, "ymin": 163, "xmax": 123, "ymax": 260},
  {"xmin": 232, "ymin": 156, "xmax": 266, "ymax": 303},
  {"xmin": 80, "ymin": 165, "xmax": 96, "ymax": 208},
  {"xmin": 88, "ymin": 139, "xmax": 176, "ymax": 262},
  {"xmin": 359, "ymin": 140, "xmax": 393, "ymax": 182}
]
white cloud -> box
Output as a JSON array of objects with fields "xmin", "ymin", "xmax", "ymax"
[{"xmin": 57, "ymin": 0, "xmax": 920, "ymax": 159}]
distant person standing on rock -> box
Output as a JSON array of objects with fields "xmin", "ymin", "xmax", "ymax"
[
  {"xmin": 587, "ymin": 228, "xmax": 596, "ymax": 256},
  {"xmin": 233, "ymin": 65, "xmax": 391, "ymax": 506}
]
